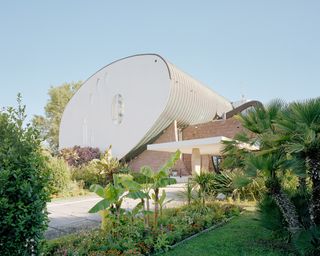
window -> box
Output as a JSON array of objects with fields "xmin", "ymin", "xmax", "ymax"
[{"xmin": 111, "ymin": 94, "xmax": 124, "ymax": 125}]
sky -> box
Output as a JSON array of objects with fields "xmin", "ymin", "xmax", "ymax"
[{"xmin": 0, "ymin": 1, "xmax": 319, "ymax": 121}]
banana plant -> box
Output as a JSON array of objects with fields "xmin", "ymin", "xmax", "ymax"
[
  {"xmin": 89, "ymin": 174, "xmax": 142, "ymax": 230},
  {"xmin": 126, "ymin": 185, "xmax": 150, "ymax": 227},
  {"xmin": 154, "ymin": 190, "xmax": 173, "ymax": 218},
  {"xmin": 140, "ymin": 150, "xmax": 181, "ymax": 228}
]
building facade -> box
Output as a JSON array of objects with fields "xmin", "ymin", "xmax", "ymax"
[{"xmin": 59, "ymin": 54, "xmax": 260, "ymax": 175}]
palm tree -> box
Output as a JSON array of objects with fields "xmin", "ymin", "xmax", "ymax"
[
  {"xmin": 222, "ymin": 100, "xmax": 302, "ymax": 234},
  {"xmin": 277, "ymin": 97, "xmax": 320, "ymax": 226}
]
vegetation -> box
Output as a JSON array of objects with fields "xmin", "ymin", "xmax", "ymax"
[
  {"xmin": 89, "ymin": 151, "xmax": 180, "ymax": 230},
  {"xmin": 2, "ymin": 89, "xmax": 319, "ymax": 255},
  {"xmin": 90, "ymin": 146, "xmax": 129, "ymax": 184},
  {"xmin": 46, "ymin": 153, "xmax": 73, "ymax": 195},
  {"xmin": 89, "ymin": 174, "xmax": 144, "ymax": 230},
  {"xmin": 41, "ymin": 150, "xmax": 88, "ymax": 198},
  {"xmin": 139, "ymin": 150, "xmax": 180, "ymax": 228},
  {"xmin": 0, "ymin": 96, "xmax": 50, "ymax": 255},
  {"xmin": 222, "ymin": 98, "xmax": 320, "ymax": 255},
  {"xmin": 32, "ymin": 81, "xmax": 82, "ymax": 153},
  {"xmin": 71, "ymin": 161, "xmax": 105, "ymax": 189},
  {"xmin": 60, "ymin": 145, "xmax": 101, "ymax": 167},
  {"xmin": 162, "ymin": 211, "xmax": 295, "ymax": 256},
  {"xmin": 44, "ymin": 202, "xmax": 241, "ymax": 255}
]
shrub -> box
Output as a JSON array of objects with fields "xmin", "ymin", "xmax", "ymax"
[
  {"xmin": 60, "ymin": 146, "xmax": 101, "ymax": 167},
  {"xmin": 0, "ymin": 97, "xmax": 50, "ymax": 255},
  {"xmin": 44, "ymin": 202, "xmax": 241, "ymax": 255},
  {"xmin": 71, "ymin": 162, "xmax": 104, "ymax": 189},
  {"xmin": 258, "ymin": 194, "xmax": 289, "ymax": 238},
  {"xmin": 46, "ymin": 155, "xmax": 72, "ymax": 195},
  {"xmin": 294, "ymin": 226, "xmax": 320, "ymax": 255}
]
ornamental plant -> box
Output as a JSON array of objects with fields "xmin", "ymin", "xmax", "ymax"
[
  {"xmin": 89, "ymin": 174, "xmax": 145, "ymax": 230},
  {"xmin": 0, "ymin": 95, "xmax": 50, "ymax": 255},
  {"xmin": 140, "ymin": 150, "xmax": 180, "ymax": 228}
]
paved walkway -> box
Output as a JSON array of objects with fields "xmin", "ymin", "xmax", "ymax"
[{"xmin": 46, "ymin": 183, "xmax": 186, "ymax": 239}]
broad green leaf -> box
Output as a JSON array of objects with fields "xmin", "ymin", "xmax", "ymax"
[
  {"xmin": 159, "ymin": 190, "xmax": 166, "ymax": 204},
  {"xmin": 120, "ymin": 178, "xmax": 141, "ymax": 191},
  {"xmin": 132, "ymin": 202, "xmax": 143, "ymax": 215},
  {"xmin": 105, "ymin": 185, "xmax": 119, "ymax": 202},
  {"xmin": 126, "ymin": 190, "xmax": 148, "ymax": 199},
  {"xmin": 140, "ymin": 166, "xmax": 153, "ymax": 178},
  {"xmin": 88, "ymin": 199, "xmax": 110, "ymax": 213},
  {"xmin": 89, "ymin": 184, "xmax": 105, "ymax": 198}
]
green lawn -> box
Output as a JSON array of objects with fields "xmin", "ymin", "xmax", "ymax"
[{"xmin": 162, "ymin": 211, "xmax": 296, "ymax": 256}]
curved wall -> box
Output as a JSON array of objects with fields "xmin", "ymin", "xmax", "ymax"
[{"xmin": 59, "ymin": 54, "xmax": 233, "ymax": 159}]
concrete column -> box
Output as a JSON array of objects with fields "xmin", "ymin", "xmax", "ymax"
[{"xmin": 191, "ymin": 148, "xmax": 201, "ymax": 175}]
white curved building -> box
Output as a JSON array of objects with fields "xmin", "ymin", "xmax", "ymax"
[{"xmin": 59, "ymin": 54, "xmax": 234, "ymax": 160}]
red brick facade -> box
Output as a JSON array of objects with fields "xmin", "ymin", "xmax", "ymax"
[
  {"xmin": 128, "ymin": 117, "xmax": 244, "ymax": 175},
  {"xmin": 128, "ymin": 122, "xmax": 188, "ymax": 175}
]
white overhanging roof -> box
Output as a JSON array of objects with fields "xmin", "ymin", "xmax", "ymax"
[
  {"xmin": 147, "ymin": 136, "xmax": 259, "ymax": 155},
  {"xmin": 147, "ymin": 136, "xmax": 230, "ymax": 155}
]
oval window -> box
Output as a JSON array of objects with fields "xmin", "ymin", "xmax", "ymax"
[{"xmin": 111, "ymin": 94, "xmax": 124, "ymax": 125}]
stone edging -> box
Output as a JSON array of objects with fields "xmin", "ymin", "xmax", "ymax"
[{"xmin": 170, "ymin": 216, "xmax": 235, "ymax": 249}]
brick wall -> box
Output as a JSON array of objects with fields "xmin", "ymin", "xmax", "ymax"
[
  {"xmin": 128, "ymin": 117, "xmax": 243, "ymax": 175},
  {"xmin": 182, "ymin": 117, "xmax": 243, "ymax": 140},
  {"xmin": 128, "ymin": 122, "xmax": 188, "ymax": 175},
  {"xmin": 181, "ymin": 117, "xmax": 243, "ymax": 173}
]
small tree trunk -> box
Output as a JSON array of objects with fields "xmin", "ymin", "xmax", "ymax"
[
  {"xmin": 308, "ymin": 156, "xmax": 320, "ymax": 226},
  {"xmin": 202, "ymin": 190, "xmax": 206, "ymax": 207},
  {"xmin": 142, "ymin": 198, "xmax": 147, "ymax": 227},
  {"xmin": 271, "ymin": 189, "xmax": 302, "ymax": 235},
  {"xmin": 154, "ymin": 188, "xmax": 159, "ymax": 228},
  {"xmin": 146, "ymin": 196, "xmax": 150, "ymax": 227},
  {"xmin": 100, "ymin": 209, "xmax": 108, "ymax": 230}
]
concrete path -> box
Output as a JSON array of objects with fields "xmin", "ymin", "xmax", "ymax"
[{"xmin": 46, "ymin": 183, "xmax": 186, "ymax": 239}]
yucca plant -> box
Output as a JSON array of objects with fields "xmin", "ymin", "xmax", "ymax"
[
  {"xmin": 179, "ymin": 178, "xmax": 195, "ymax": 205},
  {"xmin": 192, "ymin": 171, "xmax": 213, "ymax": 206}
]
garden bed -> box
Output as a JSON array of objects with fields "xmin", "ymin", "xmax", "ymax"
[{"xmin": 44, "ymin": 202, "xmax": 241, "ymax": 255}]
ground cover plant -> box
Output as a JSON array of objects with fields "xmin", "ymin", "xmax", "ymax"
[{"xmin": 161, "ymin": 211, "xmax": 296, "ymax": 256}]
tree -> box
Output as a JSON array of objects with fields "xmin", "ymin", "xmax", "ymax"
[
  {"xmin": 277, "ymin": 98, "xmax": 320, "ymax": 226},
  {"xmin": 0, "ymin": 95, "xmax": 50, "ymax": 255},
  {"xmin": 33, "ymin": 81, "xmax": 81, "ymax": 153},
  {"xmin": 222, "ymin": 101, "xmax": 302, "ymax": 235}
]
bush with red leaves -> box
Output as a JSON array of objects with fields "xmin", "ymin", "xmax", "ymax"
[{"xmin": 60, "ymin": 146, "xmax": 101, "ymax": 167}]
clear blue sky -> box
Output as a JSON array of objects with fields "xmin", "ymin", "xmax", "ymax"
[{"xmin": 1, "ymin": 1, "xmax": 319, "ymax": 121}]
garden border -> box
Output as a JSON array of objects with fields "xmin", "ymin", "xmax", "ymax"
[{"xmin": 154, "ymin": 213, "xmax": 241, "ymax": 255}]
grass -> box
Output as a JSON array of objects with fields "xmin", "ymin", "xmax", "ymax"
[{"xmin": 161, "ymin": 211, "xmax": 296, "ymax": 256}]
